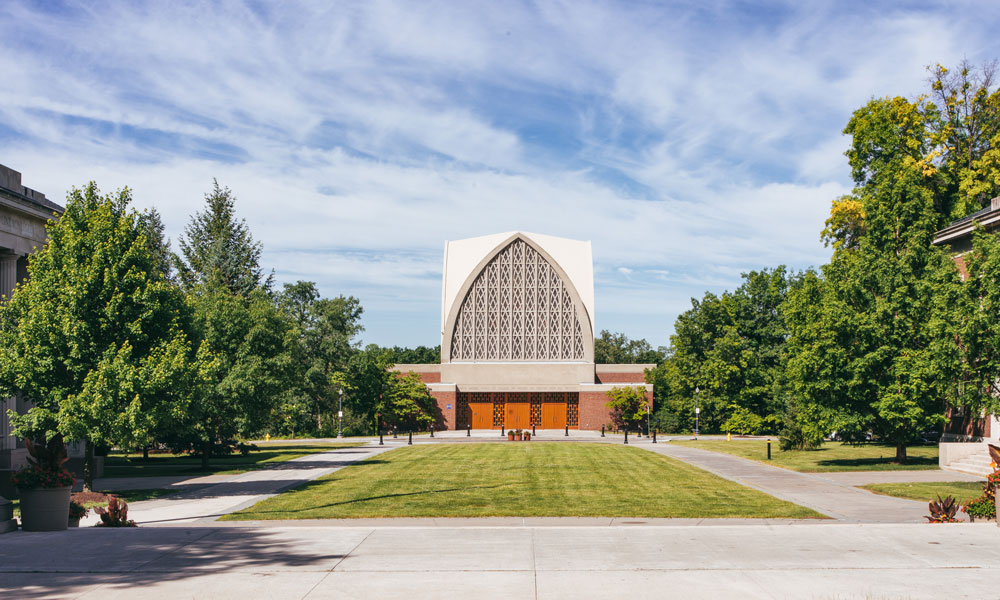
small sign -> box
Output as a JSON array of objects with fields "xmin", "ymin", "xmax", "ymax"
[
  {"xmin": 338, "ymin": 411, "xmax": 343, "ymax": 418},
  {"xmin": 446, "ymin": 404, "xmax": 453, "ymax": 409}
]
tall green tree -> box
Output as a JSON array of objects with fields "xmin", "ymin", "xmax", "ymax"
[
  {"xmin": 277, "ymin": 280, "xmax": 363, "ymax": 433},
  {"xmin": 175, "ymin": 180, "xmax": 272, "ymax": 296},
  {"xmin": 345, "ymin": 344, "xmax": 394, "ymax": 434},
  {"xmin": 176, "ymin": 280, "xmax": 296, "ymax": 467},
  {"xmin": 786, "ymin": 96, "xmax": 959, "ymax": 462},
  {"xmin": 0, "ymin": 184, "xmax": 197, "ymax": 490},
  {"xmin": 649, "ymin": 267, "xmax": 799, "ymax": 434}
]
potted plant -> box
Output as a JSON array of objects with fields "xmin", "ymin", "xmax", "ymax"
[
  {"xmin": 68, "ymin": 501, "xmax": 89, "ymax": 527},
  {"xmin": 515, "ymin": 429, "xmax": 523, "ymax": 441},
  {"xmin": 13, "ymin": 435, "xmax": 74, "ymax": 532},
  {"xmin": 507, "ymin": 430, "xmax": 515, "ymax": 441},
  {"xmin": 524, "ymin": 431, "xmax": 531, "ymax": 441}
]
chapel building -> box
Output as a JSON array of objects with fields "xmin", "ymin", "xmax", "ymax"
[{"xmin": 395, "ymin": 231, "xmax": 653, "ymax": 431}]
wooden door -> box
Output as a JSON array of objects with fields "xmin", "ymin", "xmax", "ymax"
[
  {"xmin": 542, "ymin": 402, "xmax": 566, "ymax": 429},
  {"xmin": 505, "ymin": 402, "xmax": 530, "ymax": 429},
  {"xmin": 470, "ymin": 403, "xmax": 493, "ymax": 429}
]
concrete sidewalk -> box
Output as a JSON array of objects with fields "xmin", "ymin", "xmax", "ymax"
[
  {"xmin": 643, "ymin": 442, "xmax": 937, "ymax": 522},
  {"xmin": 96, "ymin": 444, "xmax": 395, "ymax": 526},
  {"xmin": 2, "ymin": 522, "xmax": 997, "ymax": 599}
]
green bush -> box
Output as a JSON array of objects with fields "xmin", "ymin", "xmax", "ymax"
[{"xmin": 722, "ymin": 406, "xmax": 764, "ymax": 436}]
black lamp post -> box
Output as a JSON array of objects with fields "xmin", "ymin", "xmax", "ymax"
[
  {"xmin": 695, "ymin": 386, "xmax": 700, "ymax": 438},
  {"xmin": 337, "ymin": 389, "xmax": 343, "ymax": 439}
]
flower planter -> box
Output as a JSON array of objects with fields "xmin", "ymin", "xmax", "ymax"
[
  {"xmin": 516, "ymin": 434, "xmax": 523, "ymax": 441},
  {"xmin": 507, "ymin": 435, "xmax": 515, "ymax": 441},
  {"xmin": 68, "ymin": 517, "xmax": 80, "ymax": 528},
  {"xmin": 17, "ymin": 486, "xmax": 72, "ymax": 532}
]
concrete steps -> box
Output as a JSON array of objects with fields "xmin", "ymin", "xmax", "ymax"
[{"xmin": 947, "ymin": 452, "xmax": 995, "ymax": 478}]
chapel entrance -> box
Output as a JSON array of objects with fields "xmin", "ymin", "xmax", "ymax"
[{"xmin": 456, "ymin": 392, "xmax": 579, "ymax": 429}]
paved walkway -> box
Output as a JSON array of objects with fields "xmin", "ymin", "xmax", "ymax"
[
  {"xmin": 642, "ymin": 442, "xmax": 938, "ymax": 522},
  {"xmin": 2, "ymin": 522, "xmax": 998, "ymax": 599},
  {"xmin": 84, "ymin": 444, "xmax": 395, "ymax": 526}
]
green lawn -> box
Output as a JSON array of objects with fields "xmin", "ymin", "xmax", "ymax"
[
  {"xmin": 860, "ymin": 481, "xmax": 984, "ymax": 504},
  {"xmin": 224, "ymin": 442, "xmax": 824, "ymax": 520},
  {"xmin": 103, "ymin": 442, "xmax": 363, "ymax": 478},
  {"xmin": 671, "ymin": 440, "xmax": 938, "ymax": 472},
  {"xmin": 12, "ymin": 488, "xmax": 177, "ymax": 518}
]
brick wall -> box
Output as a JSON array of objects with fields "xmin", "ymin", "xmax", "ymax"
[
  {"xmin": 578, "ymin": 389, "xmax": 653, "ymax": 431},
  {"xmin": 595, "ymin": 372, "xmax": 648, "ymax": 384},
  {"xmin": 945, "ymin": 406, "xmax": 990, "ymax": 438},
  {"xmin": 431, "ymin": 390, "xmax": 456, "ymax": 430}
]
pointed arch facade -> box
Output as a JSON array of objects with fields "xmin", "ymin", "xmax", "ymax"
[{"xmin": 441, "ymin": 233, "xmax": 594, "ymax": 363}]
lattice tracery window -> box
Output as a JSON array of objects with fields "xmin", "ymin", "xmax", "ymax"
[{"xmin": 451, "ymin": 239, "xmax": 586, "ymax": 361}]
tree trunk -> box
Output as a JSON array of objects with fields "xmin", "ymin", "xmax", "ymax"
[
  {"xmin": 201, "ymin": 440, "xmax": 211, "ymax": 470},
  {"xmin": 83, "ymin": 440, "xmax": 94, "ymax": 493},
  {"xmin": 895, "ymin": 443, "xmax": 907, "ymax": 464}
]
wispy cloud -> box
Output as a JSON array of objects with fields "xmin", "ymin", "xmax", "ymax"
[{"xmin": 1, "ymin": 0, "xmax": 996, "ymax": 347}]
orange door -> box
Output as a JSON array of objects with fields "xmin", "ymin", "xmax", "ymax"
[
  {"xmin": 542, "ymin": 403, "xmax": 566, "ymax": 429},
  {"xmin": 505, "ymin": 402, "xmax": 530, "ymax": 429},
  {"xmin": 470, "ymin": 403, "xmax": 493, "ymax": 429}
]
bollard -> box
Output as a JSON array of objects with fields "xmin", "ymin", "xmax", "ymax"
[
  {"xmin": 379, "ymin": 429, "xmax": 383, "ymax": 445},
  {"xmin": 767, "ymin": 439, "xmax": 771, "ymax": 460},
  {"xmin": 430, "ymin": 426, "xmax": 434, "ymax": 438},
  {"xmin": 467, "ymin": 423, "xmax": 471, "ymax": 437},
  {"xmin": 408, "ymin": 431, "xmax": 413, "ymax": 445},
  {"xmin": 532, "ymin": 424, "xmax": 536, "ymax": 436},
  {"xmin": 565, "ymin": 424, "xmax": 569, "ymax": 437},
  {"xmin": 624, "ymin": 429, "xmax": 629, "ymax": 444},
  {"xmin": 601, "ymin": 425, "xmax": 605, "ymax": 437},
  {"xmin": 653, "ymin": 429, "xmax": 657, "ymax": 443},
  {"xmin": 393, "ymin": 427, "xmax": 397, "ymax": 439},
  {"xmin": 727, "ymin": 432, "xmax": 731, "ymax": 442}
]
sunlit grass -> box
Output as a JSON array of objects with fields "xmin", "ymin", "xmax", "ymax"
[
  {"xmin": 671, "ymin": 440, "xmax": 938, "ymax": 472},
  {"xmin": 224, "ymin": 442, "xmax": 823, "ymax": 520}
]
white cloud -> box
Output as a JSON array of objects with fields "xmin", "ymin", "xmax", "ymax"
[{"xmin": 1, "ymin": 0, "xmax": 997, "ymax": 348}]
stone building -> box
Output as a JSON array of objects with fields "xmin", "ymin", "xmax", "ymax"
[
  {"xmin": 0, "ymin": 165, "xmax": 63, "ymax": 530},
  {"xmin": 394, "ymin": 231, "xmax": 652, "ymax": 431}
]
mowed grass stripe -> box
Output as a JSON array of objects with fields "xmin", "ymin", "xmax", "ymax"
[
  {"xmin": 670, "ymin": 440, "xmax": 939, "ymax": 472},
  {"xmin": 223, "ymin": 443, "xmax": 823, "ymax": 520}
]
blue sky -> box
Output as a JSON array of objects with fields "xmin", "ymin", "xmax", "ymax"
[{"xmin": 2, "ymin": 1, "xmax": 998, "ymax": 349}]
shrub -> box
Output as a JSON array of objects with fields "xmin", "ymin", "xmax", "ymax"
[
  {"xmin": 925, "ymin": 495, "xmax": 959, "ymax": 523},
  {"xmin": 69, "ymin": 501, "xmax": 89, "ymax": 521},
  {"xmin": 722, "ymin": 406, "xmax": 764, "ymax": 436},
  {"xmin": 95, "ymin": 497, "xmax": 136, "ymax": 527}
]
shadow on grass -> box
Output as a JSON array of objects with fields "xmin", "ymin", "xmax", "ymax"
[
  {"xmin": 0, "ymin": 527, "xmax": 356, "ymax": 598},
  {"xmin": 814, "ymin": 456, "xmax": 938, "ymax": 468},
  {"xmin": 104, "ymin": 454, "xmax": 381, "ymax": 478}
]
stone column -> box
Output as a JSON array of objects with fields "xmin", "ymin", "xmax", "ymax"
[{"xmin": 0, "ymin": 252, "xmax": 18, "ymax": 532}]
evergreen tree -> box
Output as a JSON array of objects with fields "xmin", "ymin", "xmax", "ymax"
[
  {"xmin": 137, "ymin": 207, "xmax": 173, "ymax": 280},
  {"xmin": 175, "ymin": 180, "xmax": 272, "ymax": 296}
]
